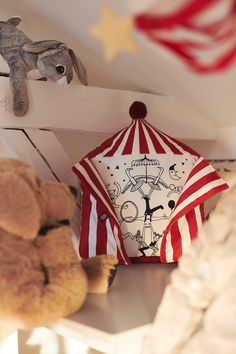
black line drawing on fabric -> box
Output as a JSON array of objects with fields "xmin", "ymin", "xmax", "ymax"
[
  {"xmin": 167, "ymin": 184, "xmax": 183, "ymax": 197},
  {"xmin": 169, "ymin": 164, "xmax": 181, "ymax": 180},
  {"xmin": 105, "ymin": 183, "xmax": 139, "ymax": 222},
  {"xmin": 147, "ymin": 166, "xmax": 169, "ymax": 197},
  {"xmin": 105, "ymin": 155, "xmax": 183, "ymax": 257},
  {"xmin": 143, "ymin": 196, "xmax": 164, "ymax": 222},
  {"xmin": 122, "ymin": 168, "xmax": 145, "ymax": 196},
  {"xmin": 131, "ymin": 155, "xmax": 160, "ymax": 182},
  {"xmin": 123, "ymin": 230, "xmax": 149, "ymax": 256},
  {"xmin": 140, "ymin": 196, "xmax": 173, "ymax": 253},
  {"xmin": 121, "ymin": 166, "xmax": 169, "ymax": 197},
  {"xmin": 105, "ymin": 182, "xmax": 121, "ymax": 208},
  {"xmin": 120, "ymin": 200, "xmax": 139, "ymax": 223},
  {"xmin": 149, "ymin": 232, "xmax": 164, "ymax": 256}
]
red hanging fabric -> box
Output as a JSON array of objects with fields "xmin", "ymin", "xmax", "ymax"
[{"xmin": 134, "ymin": 0, "xmax": 236, "ymax": 73}]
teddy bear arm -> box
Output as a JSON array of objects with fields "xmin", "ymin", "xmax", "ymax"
[
  {"xmin": 0, "ymin": 264, "xmax": 88, "ymax": 330},
  {"xmin": 26, "ymin": 264, "xmax": 88, "ymax": 327}
]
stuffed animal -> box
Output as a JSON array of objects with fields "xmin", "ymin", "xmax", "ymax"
[
  {"xmin": 0, "ymin": 16, "xmax": 88, "ymax": 116},
  {"xmin": 0, "ymin": 157, "xmax": 117, "ymax": 340}
]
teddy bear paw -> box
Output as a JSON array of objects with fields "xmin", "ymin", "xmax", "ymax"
[{"xmin": 81, "ymin": 255, "xmax": 118, "ymax": 294}]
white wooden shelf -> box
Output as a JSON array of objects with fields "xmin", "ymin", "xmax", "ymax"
[
  {"xmin": 49, "ymin": 263, "xmax": 176, "ymax": 354},
  {"xmin": 0, "ymin": 77, "xmax": 216, "ymax": 140}
]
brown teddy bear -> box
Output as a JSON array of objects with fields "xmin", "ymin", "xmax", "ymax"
[{"xmin": 0, "ymin": 157, "xmax": 117, "ymax": 339}]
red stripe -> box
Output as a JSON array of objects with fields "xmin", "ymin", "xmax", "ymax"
[
  {"xmin": 134, "ymin": 0, "xmax": 216, "ymax": 30},
  {"xmin": 186, "ymin": 208, "xmax": 198, "ymax": 240},
  {"xmin": 155, "ymin": 130, "xmax": 183, "ymax": 154},
  {"xmin": 104, "ymin": 128, "xmax": 129, "ymax": 157},
  {"xmin": 72, "ymin": 163, "xmax": 121, "ymax": 236},
  {"xmin": 160, "ymin": 232, "xmax": 167, "ymax": 263},
  {"xmin": 138, "ymin": 119, "xmax": 149, "ymax": 154},
  {"xmin": 79, "ymin": 183, "xmax": 91, "ymax": 259},
  {"xmin": 79, "ymin": 160, "xmax": 115, "ymax": 213},
  {"xmin": 176, "ymin": 171, "xmax": 221, "ymax": 207},
  {"xmin": 206, "ymin": 44, "xmax": 236, "ymax": 72},
  {"xmin": 200, "ymin": 203, "xmax": 205, "ymax": 222},
  {"xmin": 143, "ymin": 121, "xmax": 166, "ymax": 153},
  {"xmin": 105, "ymin": 218, "xmax": 118, "ymax": 258},
  {"xmin": 73, "ymin": 162, "xmax": 119, "ymax": 231},
  {"xmin": 164, "ymin": 182, "xmax": 228, "ymax": 238},
  {"xmin": 171, "ymin": 222, "xmax": 183, "ymax": 261},
  {"xmin": 109, "ymin": 221, "xmax": 124, "ymax": 264},
  {"xmin": 96, "ymin": 201, "xmax": 108, "ymax": 255},
  {"xmin": 111, "ymin": 221, "xmax": 131, "ymax": 264},
  {"xmin": 129, "ymin": 256, "xmax": 161, "ymax": 263},
  {"xmin": 161, "ymin": 38, "xmax": 236, "ymax": 73},
  {"xmin": 187, "ymin": 159, "xmax": 209, "ymax": 181},
  {"xmin": 165, "ymin": 135, "xmax": 200, "ymax": 157},
  {"xmin": 73, "ymin": 165, "xmax": 130, "ymax": 265},
  {"xmin": 122, "ymin": 120, "xmax": 137, "ymax": 155},
  {"xmin": 86, "ymin": 128, "xmax": 125, "ymax": 159},
  {"xmin": 144, "ymin": 121, "xmax": 183, "ymax": 154},
  {"xmin": 134, "ymin": 0, "xmax": 236, "ymax": 73}
]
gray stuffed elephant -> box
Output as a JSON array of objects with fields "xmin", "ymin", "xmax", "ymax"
[{"xmin": 0, "ymin": 17, "xmax": 88, "ymax": 116}]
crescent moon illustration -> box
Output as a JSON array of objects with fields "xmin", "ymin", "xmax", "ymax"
[{"xmin": 169, "ymin": 164, "xmax": 181, "ymax": 180}]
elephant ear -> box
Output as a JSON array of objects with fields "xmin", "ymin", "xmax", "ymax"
[
  {"xmin": 68, "ymin": 48, "xmax": 88, "ymax": 86},
  {"xmin": 0, "ymin": 172, "xmax": 41, "ymax": 240},
  {"xmin": 23, "ymin": 40, "xmax": 66, "ymax": 54}
]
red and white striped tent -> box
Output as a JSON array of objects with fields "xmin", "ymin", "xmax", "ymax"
[{"xmin": 73, "ymin": 102, "xmax": 228, "ymax": 264}]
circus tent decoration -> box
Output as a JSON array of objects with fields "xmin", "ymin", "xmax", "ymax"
[{"xmin": 72, "ymin": 101, "xmax": 228, "ymax": 264}]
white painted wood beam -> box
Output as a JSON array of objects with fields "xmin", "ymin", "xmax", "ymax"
[{"xmin": 0, "ymin": 77, "xmax": 216, "ymax": 140}]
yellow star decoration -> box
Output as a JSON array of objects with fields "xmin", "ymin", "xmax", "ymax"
[{"xmin": 90, "ymin": 5, "xmax": 138, "ymax": 61}]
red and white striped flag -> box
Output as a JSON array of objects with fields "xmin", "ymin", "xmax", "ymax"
[
  {"xmin": 134, "ymin": 0, "xmax": 236, "ymax": 73},
  {"xmin": 73, "ymin": 102, "xmax": 228, "ymax": 264}
]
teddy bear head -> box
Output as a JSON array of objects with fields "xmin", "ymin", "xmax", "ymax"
[{"xmin": 0, "ymin": 157, "xmax": 76, "ymax": 240}]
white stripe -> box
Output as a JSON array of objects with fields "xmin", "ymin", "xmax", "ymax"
[
  {"xmin": 184, "ymin": 164, "xmax": 215, "ymax": 191},
  {"xmin": 142, "ymin": 123, "xmax": 158, "ymax": 154},
  {"xmin": 172, "ymin": 178, "xmax": 226, "ymax": 219},
  {"xmin": 101, "ymin": 127, "xmax": 127, "ymax": 156},
  {"xmin": 74, "ymin": 163, "xmax": 129, "ymax": 264},
  {"xmin": 116, "ymin": 123, "xmax": 134, "ymax": 155},
  {"xmin": 88, "ymin": 194, "xmax": 98, "ymax": 257},
  {"xmin": 101, "ymin": 122, "xmax": 134, "ymax": 156},
  {"xmin": 193, "ymin": 0, "xmax": 233, "ymax": 26},
  {"xmin": 86, "ymin": 158, "xmax": 112, "ymax": 197},
  {"xmin": 106, "ymin": 219, "xmax": 117, "ymax": 256},
  {"xmin": 145, "ymin": 124, "xmax": 173, "ymax": 153},
  {"xmin": 113, "ymin": 225, "xmax": 128, "ymax": 264},
  {"xmin": 147, "ymin": 123, "xmax": 188, "ymax": 154},
  {"xmin": 195, "ymin": 205, "xmax": 203, "ymax": 234},
  {"xmin": 159, "ymin": 131, "xmax": 188, "ymax": 154},
  {"xmin": 164, "ymin": 231, "xmax": 173, "ymax": 262},
  {"xmin": 178, "ymin": 214, "xmax": 191, "ymax": 256},
  {"xmin": 74, "ymin": 163, "xmax": 118, "ymax": 222}
]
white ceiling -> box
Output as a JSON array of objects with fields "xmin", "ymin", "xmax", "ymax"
[{"xmin": 1, "ymin": 0, "xmax": 236, "ymax": 129}]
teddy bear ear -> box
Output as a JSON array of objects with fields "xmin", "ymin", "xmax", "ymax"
[{"xmin": 0, "ymin": 172, "xmax": 41, "ymax": 240}]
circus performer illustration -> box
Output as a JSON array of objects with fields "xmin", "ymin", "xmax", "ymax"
[
  {"xmin": 106, "ymin": 182, "xmax": 121, "ymax": 208},
  {"xmin": 118, "ymin": 155, "xmax": 180, "ymax": 255},
  {"xmin": 149, "ymin": 232, "xmax": 164, "ymax": 256},
  {"xmin": 123, "ymin": 229, "xmax": 149, "ymax": 256}
]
